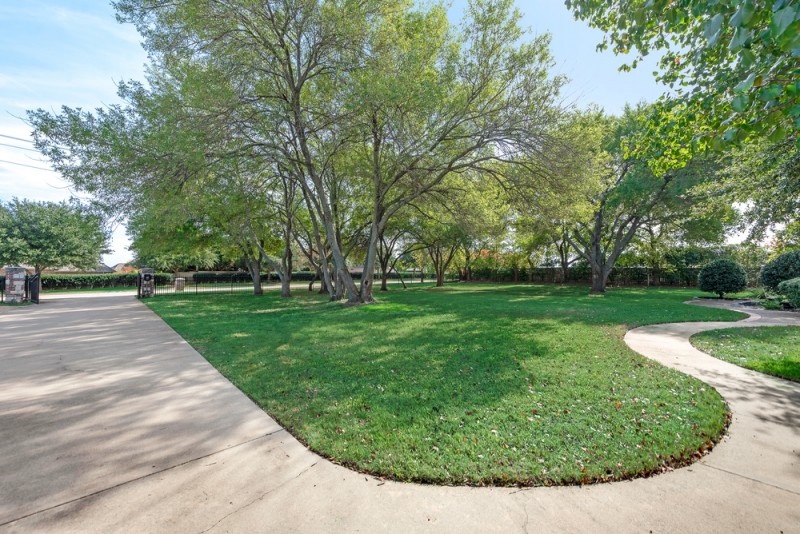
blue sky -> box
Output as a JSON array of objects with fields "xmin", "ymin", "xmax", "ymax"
[{"xmin": 0, "ymin": 1, "xmax": 664, "ymax": 266}]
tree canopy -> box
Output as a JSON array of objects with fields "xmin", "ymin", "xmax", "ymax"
[
  {"xmin": 30, "ymin": 0, "xmax": 568, "ymax": 303},
  {"xmin": 0, "ymin": 199, "xmax": 109, "ymax": 273},
  {"xmin": 566, "ymin": 0, "xmax": 800, "ymax": 147}
]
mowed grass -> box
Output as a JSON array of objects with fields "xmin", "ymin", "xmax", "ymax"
[
  {"xmin": 44, "ymin": 286, "xmax": 137, "ymax": 293},
  {"xmin": 691, "ymin": 327, "xmax": 800, "ymax": 382},
  {"xmin": 146, "ymin": 284, "xmax": 743, "ymax": 486}
]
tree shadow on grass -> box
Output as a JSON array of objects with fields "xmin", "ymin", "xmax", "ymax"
[{"xmin": 161, "ymin": 285, "xmax": 737, "ymax": 485}]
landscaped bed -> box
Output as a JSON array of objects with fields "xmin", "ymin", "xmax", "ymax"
[
  {"xmin": 146, "ymin": 284, "xmax": 743, "ymax": 486},
  {"xmin": 691, "ymin": 327, "xmax": 800, "ymax": 382}
]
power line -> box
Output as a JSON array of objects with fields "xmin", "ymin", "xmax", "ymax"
[
  {"xmin": 0, "ymin": 159, "xmax": 54, "ymax": 172},
  {"xmin": 0, "ymin": 133, "xmax": 34, "ymax": 144},
  {"xmin": 0, "ymin": 142, "xmax": 38, "ymax": 152}
]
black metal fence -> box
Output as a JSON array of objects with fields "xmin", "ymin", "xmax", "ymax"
[
  {"xmin": 145, "ymin": 271, "xmax": 440, "ymax": 298},
  {"xmin": 468, "ymin": 266, "xmax": 711, "ymax": 287},
  {"xmin": 0, "ymin": 276, "xmax": 4, "ymax": 303},
  {"xmin": 150, "ymin": 273, "xmax": 281, "ymax": 297}
]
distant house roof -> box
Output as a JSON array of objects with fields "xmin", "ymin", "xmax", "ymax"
[
  {"xmin": 2, "ymin": 263, "xmax": 116, "ymax": 275},
  {"xmin": 112, "ymin": 263, "xmax": 135, "ymax": 273},
  {"xmin": 44, "ymin": 263, "xmax": 116, "ymax": 274}
]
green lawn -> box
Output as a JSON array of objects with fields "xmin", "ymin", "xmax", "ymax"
[
  {"xmin": 44, "ymin": 286, "xmax": 137, "ymax": 293},
  {"xmin": 146, "ymin": 284, "xmax": 743, "ymax": 486},
  {"xmin": 691, "ymin": 327, "xmax": 800, "ymax": 382}
]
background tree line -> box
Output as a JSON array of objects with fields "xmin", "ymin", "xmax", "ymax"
[{"xmin": 25, "ymin": 0, "xmax": 799, "ymax": 299}]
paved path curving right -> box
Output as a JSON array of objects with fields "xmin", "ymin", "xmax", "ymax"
[
  {"xmin": 625, "ymin": 300, "xmax": 800, "ymax": 499},
  {"xmin": 1, "ymin": 294, "xmax": 799, "ymax": 533}
]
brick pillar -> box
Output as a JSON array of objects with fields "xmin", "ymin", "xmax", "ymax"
[
  {"xmin": 140, "ymin": 268, "xmax": 155, "ymax": 298},
  {"xmin": 4, "ymin": 267, "xmax": 27, "ymax": 303}
]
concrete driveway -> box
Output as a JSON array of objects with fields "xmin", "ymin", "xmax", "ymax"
[{"xmin": 1, "ymin": 294, "xmax": 798, "ymax": 533}]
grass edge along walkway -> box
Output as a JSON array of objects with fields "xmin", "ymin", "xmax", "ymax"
[
  {"xmin": 146, "ymin": 284, "xmax": 744, "ymax": 487},
  {"xmin": 690, "ymin": 326, "xmax": 800, "ymax": 382}
]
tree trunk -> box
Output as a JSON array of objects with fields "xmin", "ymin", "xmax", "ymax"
[
  {"xmin": 590, "ymin": 267, "xmax": 605, "ymax": 293},
  {"xmin": 380, "ymin": 257, "xmax": 389, "ymax": 291},
  {"xmin": 241, "ymin": 254, "xmax": 263, "ymax": 296},
  {"xmin": 359, "ymin": 217, "xmax": 381, "ymax": 302},
  {"xmin": 281, "ymin": 276, "xmax": 291, "ymax": 298}
]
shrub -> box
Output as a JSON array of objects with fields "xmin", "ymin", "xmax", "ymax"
[
  {"xmin": 760, "ymin": 251, "xmax": 800, "ymax": 290},
  {"xmin": 193, "ymin": 271, "xmax": 253, "ymax": 283},
  {"xmin": 39, "ymin": 273, "xmax": 173, "ymax": 290},
  {"xmin": 777, "ymin": 277, "xmax": 800, "ymax": 308},
  {"xmin": 153, "ymin": 273, "xmax": 174, "ymax": 285},
  {"xmin": 42, "ymin": 273, "xmax": 140, "ymax": 290},
  {"xmin": 698, "ymin": 259, "xmax": 748, "ymax": 298}
]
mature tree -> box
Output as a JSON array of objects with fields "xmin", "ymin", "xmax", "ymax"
[
  {"xmin": 128, "ymin": 208, "xmax": 225, "ymax": 273},
  {"xmin": 566, "ymin": 0, "xmax": 800, "ymax": 146},
  {"xmin": 30, "ymin": 61, "xmax": 304, "ymax": 297},
  {"xmin": 564, "ymin": 105, "xmax": 718, "ymax": 293},
  {"xmin": 0, "ymin": 199, "xmax": 108, "ymax": 274},
  {"xmin": 410, "ymin": 217, "xmax": 467, "ymax": 287},
  {"xmin": 109, "ymin": 0, "xmax": 566, "ymax": 304},
  {"xmin": 344, "ymin": 1, "xmax": 565, "ymax": 301}
]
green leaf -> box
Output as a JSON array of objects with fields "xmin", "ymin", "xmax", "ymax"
[
  {"xmin": 739, "ymin": 48, "xmax": 757, "ymax": 67},
  {"xmin": 731, "ymin": 94, "xmax": 750, "ymax": 112},
  {"xmin": 722, "ymin": 128, "xmax": 738, "ymax": 142},
  {"xmin": 734, "ymin": 73, "xmax": 757, "ymax": 93},
  {"xmin": 768, "ymin": 125, "xmax": 786, "ymax": 142},
  {"xmin": 730, "ymin": 3, "xmax": 756, "ymax": 27},
  {"xmin": 730, "ymin": 26, "xmax": 751, "ymax": 50},
  {"xmin": 770, "ymin": 6, "xmax": 798, "ymax": 38},
  {"xmin": 704, "ymin": 13, "xmax": 724, "ymax": 40},
  {"xmin": 757, "ymin": 85, "xmax": 783, "ymax": 101},
  {"xmin": 788, "ymin": 104, "xmax": 800, "ymax": 117}
]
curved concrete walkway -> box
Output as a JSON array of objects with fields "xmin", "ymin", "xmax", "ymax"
[{"xmin": 1, "ymin": 295, "xmax": 798, "ymax": 533}]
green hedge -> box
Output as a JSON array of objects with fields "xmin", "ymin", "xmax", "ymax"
[
  {"xmin": 40, "ymin": 273, "xmax": 171, "ymax": 290},
  {"xmin": 189, "ymin": 271, "xmax": 429, "ymax": 283},
  {"xmin": 760, "ymin": 251, "xmax": 800, "ymax": 290},
  {"xmin": 777, "ymin": 277, "xmax": 800, "ymax": 308},
  {"xmin": 470, "ymin": 266, "xmax": 704, "ymax": 286},
  {"xmin": 193, "ymin": 272, "xmax": 256, "ymax": 283}
]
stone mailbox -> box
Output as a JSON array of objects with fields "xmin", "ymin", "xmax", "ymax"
[
  {"xmin": 3, "ymin": 267, "xmax": 27, "ymax": 303},
  {"xmin": 140, "ymin": 268, "xmax": 155, "ymax": 298}
]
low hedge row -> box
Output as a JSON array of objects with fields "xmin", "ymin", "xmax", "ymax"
[
  {"xmin": 469, "ymin": 266, "xmax": 706, "ymax": 286},
  {"xmin": 190, "ymin": 271, "xmax": 430, "ymax": 283},
  {"xmin": 41, "ymin": 273, "xmax": 172, "ymax": 290}
]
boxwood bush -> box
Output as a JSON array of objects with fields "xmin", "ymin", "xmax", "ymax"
[
  {"xmin": 777, "ymin": 277, "xmax": 800, "ymax": 308},
  {"xmin": 760, "ymin": 251, "xmax": 800, "ymax": 290},
  {"xmin": 698, "ymin": 259, "xmax": 748, "ymax": 298},
  {"xmin": 40, "ymin": 273, "xmax": 172, "ymax": 290}
]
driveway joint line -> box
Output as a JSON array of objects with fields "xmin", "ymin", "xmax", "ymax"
[
  {"xmin": 0, "ymin": 428, "xmax": 287, "ymax": 528},
  {"xmin": 698, "ymin": 462, "xmax": 800, "ymax": 496}
]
